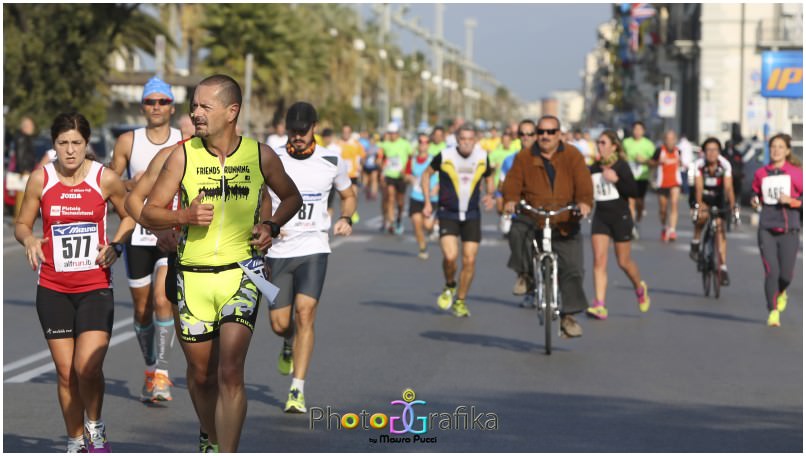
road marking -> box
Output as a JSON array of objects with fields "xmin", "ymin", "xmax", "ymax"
[{"xmin": 3, "ymin": 317, "xmax": 131, "ymax": 374}]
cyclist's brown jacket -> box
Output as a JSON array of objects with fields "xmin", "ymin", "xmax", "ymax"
[{"xmin": 502, "ymin": 141, "xmax": 593, "ymax": 236}]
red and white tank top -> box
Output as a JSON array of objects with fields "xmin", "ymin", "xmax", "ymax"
[
  {"xmin": 655, "ymin": 145, "xmax": 681, "ymax": 189},
  {"xmin": 39, "ymin": 161, "xmax": 111, "ymax": 293}
]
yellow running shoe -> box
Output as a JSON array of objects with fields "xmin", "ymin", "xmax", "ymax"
[
  {"xmin": 767, "ymin": 309, "xmax": 781, "ymax": 327},
  {"xmin": 451, "ymin": 299, "xmax": 470, "ymax": 317},
  {"xmin": 437, "ymin": 287, "xmax": 455, "ymax": 310},
  {"xmin": 586, "ymin": 302, "xmax": 608, "ymax": 320},
  {"xmin": 277, "ymin": 348, "xmax": 293, "ymax": 376},
  {"xmin": 777, "ymin": 291, "xmax": 788, "ymax": 313},
  {"xmin": 636, "ymin": 281, "xmax": 650, "ymax": 313},
  {"xmin": 284, "ymin": 388, "xmax": 306, "ymax": 413}
]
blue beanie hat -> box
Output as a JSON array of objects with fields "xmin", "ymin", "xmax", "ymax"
[{"xmin": 142, "ymin": 76, "xmax": 174, "ymax": 102}]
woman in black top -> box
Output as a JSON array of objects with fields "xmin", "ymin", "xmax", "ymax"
[{"xmin": 586, "ymin": 130, "xmax": 650, "ymax": 320}]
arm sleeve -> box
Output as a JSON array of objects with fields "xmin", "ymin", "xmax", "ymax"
[{"xmin": 614, "ymin": 161, "xmax": 638, "ymax": 198}]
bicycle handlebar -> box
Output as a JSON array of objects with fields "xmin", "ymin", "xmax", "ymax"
[{"xmin": 517, "ymin": 200, "xmax": 579, "ymax": 218}]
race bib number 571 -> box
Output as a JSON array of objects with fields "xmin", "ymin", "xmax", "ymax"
[{"xmin": 51, "ymin": 222, "xmax": 100, "ymax": 272}]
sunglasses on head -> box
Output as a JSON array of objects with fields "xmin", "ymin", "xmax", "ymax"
[
  {"xmin": 143, "ymin": 98, "xmax": 173, "ymax": 106},
  {"xmin": 518, "ymin": 131, "xmax": 536, "ymax": 137},
  {"xmin": 537, "ymin": 129, "xmax": 558, "ymax": 135}
]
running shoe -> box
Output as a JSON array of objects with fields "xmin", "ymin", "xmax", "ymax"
[
  {"xmin": 199, "ymin": 431, "xmax": 218, "ymax": 453},
  {"xmin": 777, "ymin": 291, "xmax": 788, "ymax": 313},
  {"xmin": 586, "ymin": 301, "xmax": 608, "ymax": 320},
  {"xmin": 277, "ymin": 344, "xmax": 293, "ymax": 376},
  {"xmin": 636, "ymin": 281, "xmax": 650, "ymax": 312},
  {"xmin": 668, "ymin": 230, "xmax": 677, "ymax": 241},
  {"xmin": 351, "ymin": 212, "xmax": 360, "ymax": 225},
  {"xmin": 284, "ymin": 388, "xmax": 307, "ymax": 413},
  {"xmin": 417, "ymin": 248, "xmax": 429, "ymax": 260},
  {"xmin": 451, "ymin": 299, "xmax": 470, "ymax": 317},
  {"xmin": 394, "ymin": 221, "xmax": 404, "ymax": 235},
  {"xmin": 660, "ymin": 228, "xmax": 667, "ymax": 242},
  {"xmin": 437, "ymin": 286, "xmax": 456, "ymax": 310},
  {"xmin": 66, "ymin": 438, "xmax": 87, "ymax": 453},
  {"xmin": 767, "ymin": 309, "xmax": 781, "ymax": 327},
  {"xmin": 140, "ymin": 370, "xmax": 155, "ymax": 402},
  {"xmin": 84, "ymin": 423, "xmax": 110, "ymax": 453},
  {"xmin": 152, "ymin": 371, "xmax": 173, "ymax": 402},
  {"xmin": 720, "ymin": 269, "xmax": 730, "ymax": 287}
]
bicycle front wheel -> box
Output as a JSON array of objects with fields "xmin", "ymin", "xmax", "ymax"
[{"xmin": 543, "ymin": 258, "xmax": 554, "ymax": 355}]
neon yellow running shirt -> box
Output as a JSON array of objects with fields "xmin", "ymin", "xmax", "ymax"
[{"xmin": 179, "ymin": 136, "xmax": 264, "ymax": 266}]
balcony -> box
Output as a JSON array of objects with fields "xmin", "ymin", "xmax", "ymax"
[{"xmin": 756, "ymin": 18, "xmax": 803, "ymax": 50}]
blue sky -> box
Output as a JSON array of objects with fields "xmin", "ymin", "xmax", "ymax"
[{"xmin": 358, "ymin": 3, "xmax": 612, "ymax": 102}]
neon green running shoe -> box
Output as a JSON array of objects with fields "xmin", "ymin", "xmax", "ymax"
[
  {"xmin": 451, "ymin": 299, "xmax": 470, "ymax": 317},
  {"xmin": 277, "ymin": 344, "xmax": 293, "ymax": 376},
  {"xmin": 636, "ymin": 281, "xmax": 650, "ymax": 313},
  {"xmin": 284, "ymin": 388, "xmax": 307, "ymax": 413},
  {"xmin": 767, "ymin": 309, "xmax": 781, "ymax": 327},
  {"xmin": 437, "ymin": 287, "xmax": 455, "ymax": 310},
  {"xmin": 777, "ymin": 291, "xmax": 788, "ymax": 313},
  {"xmin": 199, "ymin": 432, "xmax": 218, "ymax": 453}
]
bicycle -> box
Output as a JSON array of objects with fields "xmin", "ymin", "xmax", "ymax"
[
  {"xmin": 693, "ymin": 204, "xmax": 739, "ymax": 298},
  {"xmin": 517, "ymin": 200, "xmax": 579, "ymax": 355}
]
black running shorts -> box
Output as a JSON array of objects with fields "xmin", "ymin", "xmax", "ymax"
[{"xmin": 36, "ymin": 286, "xmax": 114, "ymax": 339}]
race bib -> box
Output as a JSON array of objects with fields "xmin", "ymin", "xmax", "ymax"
[
  {"xmin": 238, "ymin": 257, "xmax": 280, "ymax": 305},
  {"xmin": 288, "ymin": 193, "xmax": 327, "ymax": 232},
  {"xmin": 388, "ymin": 156, "xmax": 402, "ymax": 172},
  {"xmin": 131, "ymin": 222, "xmax": 158, "ymax": 246},
  {"xmin": 629, "ymin": 161, "xmax": 643, "ymax": 178},
  {"xmin": 761, "ymin": 174, "xmax": 791, "ymax": 205},
  {"xmin": 51, "ymin": 222, "xmax": 100, "ymax": 272},
  {"xmin": 592, "ymin": 173, "xmax": 619, "ymax": 202},
  {"xmin": 704, "ymin": 176, "xmax": 718, "ymax": 188},
  {"xmin": 366, "ymin": 155, "xmax": 376, "ymax": 168}
]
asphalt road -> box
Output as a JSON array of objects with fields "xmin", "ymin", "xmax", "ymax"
[{"xmin": 3, "ymin": 190, "xmax": 802, "ymax": 452}]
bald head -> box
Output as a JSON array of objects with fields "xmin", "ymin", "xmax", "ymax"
[{"xmin": 198, "ymin": 74, "xmax": 242, "ymax": 107}]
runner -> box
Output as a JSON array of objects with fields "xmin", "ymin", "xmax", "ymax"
[
  {"xmin": 690, "ymin": 138, "xmax": 736, "ymax": 287},
  {"xmin": 422, "ymin": 123, "xmax": 494, "ymax": 317},
  {"xmin": 406, "ymin": 133, "xmax": 439, "ymax": 259},
  {"xmin": 428, "ymin": 126, "xmax": 447, "ymax": 157},
  {"xmin": 623, "ymin": 121, "xmax": 655, "ymax": 239},
  {"xmin": 338, "ymin": 125, "xmax": 366, "ymax": 224},
  {"xmin": 489, "ymin": 131, "xmax": 520, "ymax": 212},
  {"xmin": 141, "ymin": 74, "xmax": 302, "ymax": 452},
  {"xmin": 15, "ymin": 112, "xmax": 135, "ymax": 452},
  {"xmin": 379, "ymin": 122, "xmax": 413, "ymax": 235},
  {"xmin": 750, "ymin": 133, "xmax": 803, "ymax": 327},
  {"xmin": 264, "ymin": 101, "xmax": 357, "ymax": 414},
  {"xmin": 649, "ymin": 130, "xmax": 682, "ymax": 242},
  {"xmin": 109, "ymin": 76, "xmax": 183, "ymax": 403},
  {"xmin": 585, "ymin": 130, "xmax": 650, "ymax": 320},
  {"xmin": 360, "ymin": 132, "xmax": 381, "ymax": 200}
]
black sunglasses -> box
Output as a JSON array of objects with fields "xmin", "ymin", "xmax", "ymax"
[
  {"xmin": 518, "ymin": 131, "xmax": 536, "ymax": 137},
  {"xmin": 143, "ymin": 98, "xmax": 173, "ymax": 106},
  {"xmin": 537, "ymin": 129, "xmax": 558, "ymax": 136}
]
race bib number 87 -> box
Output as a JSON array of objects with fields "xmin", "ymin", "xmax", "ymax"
[{"xmin": 51, "ymin": 222, "xmax": 100, "ymax": 272}]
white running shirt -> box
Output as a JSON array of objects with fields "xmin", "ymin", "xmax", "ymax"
[
  {"xmin": 266, "ymin": 145, "xmax": 352, "ymax": 258},
  {"xmin": 127, "ymin": 127, "xmax": 182, "ymax": 178}
]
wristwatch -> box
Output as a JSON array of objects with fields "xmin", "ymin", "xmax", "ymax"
[
  {"xmin": 339, "ymin": 216, "xmax": 353, "ymax": 226},
  {"xmin": 110, "ymin": 242, "xmax": 124, "ymax": 257},
  {"xmin": 262, "ymin": 220, "xmax": 281, "ymax": 238}
]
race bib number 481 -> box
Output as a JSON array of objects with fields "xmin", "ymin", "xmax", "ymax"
[{"xmin": 51, "ymin": 222, "xmax": 100, "ymax": 272}]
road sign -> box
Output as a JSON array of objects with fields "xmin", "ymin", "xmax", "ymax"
[
  {"xmin": 761, "ymin": 51, "xmax": 803, "ymax": 98},
  {"xmin": 657, "ymin": 90, "xmax": 676, "ymax": 118}
]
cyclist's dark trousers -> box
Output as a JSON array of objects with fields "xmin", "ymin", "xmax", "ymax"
[
  {"xmin": 506, "ymin": 216, "xmax": 536, "ymax": 275},
  {"xmin": 758, "ymin": 228, "xmax": 800, "ymax": 311},
  {"xmin": 552, "ymin": 233, "xmax": 588, "ymax": 316}
]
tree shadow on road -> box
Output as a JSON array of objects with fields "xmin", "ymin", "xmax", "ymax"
[
  {"xmin": 663, "ymin": 308, "xmax": 760, "ymax": 325},
  {"xmin": 420, "ymin": 330, "xmax": 568, "ymax": 354},
  {"xmin": 3, "ymin": 433, "xmax": 61, "ymax": 452},
  {"xmin": 360, "ymin": 300, "xmax": 443, "ymax": 315}
]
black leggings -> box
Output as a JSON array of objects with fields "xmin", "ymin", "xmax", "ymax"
[{"xmin": 758, "ymin": 229, "xmax": 800, "ymax": 311}]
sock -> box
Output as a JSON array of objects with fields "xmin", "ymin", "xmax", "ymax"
[
  {"xmin": 593, "ymin": 299, "xmax": 605, "ymax": 307},
  {"xmin": 85, "ymin": 419, "xmax": 104, "ymax": 431},
  {"xmin": 720, "ymin": 264, "xmax": 728, "ymax": 271},
  {"xmin": 291, "ymin": 378, "xmax": 305, "ymax": 394},
  {"xmin": 134, "ymin": 321, "xmax": 156, "ymax": 366},
  {"xmin": 691, "ymin": 240, "xmax": 699, "ymax": 245},
  {"xmin": 635, "ymin": 286, "xmax": 645, "ymax": 297},
  {"xmin": 154, "ymin": 317, "xmax": 175, "ymax": 372}
]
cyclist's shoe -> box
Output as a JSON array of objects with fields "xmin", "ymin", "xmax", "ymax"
[
  {"xmin": 586, "ymin": 301, "xmax": 608, "ymax": 320},
  {"xmin": 84, "ymin": 423, "xmax": 110, "ymax": 453},
  {"xmin": 767, "ymin": 309, "xmax": 781, "ymax": 327},
  {"xmin": 451, "ymin": 299, "xmax": 471, "ymax": 318},
  {"xmin": 284, "ymin": 388, "xmax": 307, "ymax": 413},
  {"xmin": 351, "ymin": 211, "xmax": 360, "ymax": 225},
  {"xmin": 277, "ymin": 345, "xmax": 293, "ymax": 376},
  {"xmin": 560, "ymin": 315, "xmax": 583, "ymax": 338},
  {"xmin": 437, "ymin": 287, "xmax": 456, "ymax": 310},
  {"xmin": 151, "ymin": 371, "xmax": 173, "ymax": 402},
  {"xmin": 140, "ymin": 370, "xmax": 156, "ymax": 402},
  {"xmin": 689, "ymin": 242, "xmax": 699, "ymax": 261},
  {"xmin": 720, "ymin": 269, "xmax": 730, "ymax": 287},
  {"xmin": 417, "ymin": 248, "xmax": 429, "ymax": 260},
  {"xmin": 777, "ymin": 291, "xmax": 788, "ymax": 313},
  {"xmin": 512, "ymin": 274, "xmax": 530, "ymax": 295},
  {"xmin": 636, "ymin": 281, "xmax": 650, "ymax": 312},
  {"xmin": 199, "ymin": 431, "xmax": 218, "ymax": 453},
  {"xmin": 668, "ymin": 229, "xmax": 677, "ymax": 241}
]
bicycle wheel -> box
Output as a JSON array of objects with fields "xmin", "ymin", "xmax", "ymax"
[
  {"xmin": 532, "ymin": 251, "xmax": 543, "ymax": 326},
  {"xmin": 543, "ymin": 258, "xmax": 553, "ymax": 355},
  {"xmin": 701, "ymin": 232, "xmax": 712, "ymax": 297},
  {"xmin": 713, "ymin": 247, "xmax": 722, "ymax": 299}
]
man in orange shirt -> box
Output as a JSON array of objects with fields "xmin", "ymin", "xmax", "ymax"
[{"xmin": 339, "ymin": 125, "xmax": 366, "ymax": 224}]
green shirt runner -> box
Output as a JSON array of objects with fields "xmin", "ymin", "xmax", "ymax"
[
  {"xmin": 381, "ymin": 138, "xmax": 413, "ymax": 179},
  {"xmin": 623, "ymin": 136, "xmax": 656, "ymax": 181}
]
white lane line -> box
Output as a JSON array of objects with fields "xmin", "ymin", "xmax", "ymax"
[
  {"xmin": 4, "ymin": 330, "xmax": 137, "ymax": 383},
  {"xmin": 3, "ymin": 317, "xmax": 132, "ymax": 374}
]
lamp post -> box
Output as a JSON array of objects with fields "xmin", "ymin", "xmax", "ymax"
[
  {"xmin": 421, "ymin": 70, "xmax": 432, "ymax": 126},
  {"xmin": 378, "ymin": 48, "xmax": 389, "ymax": 128},
  {"xmin": 353, "ymin": 38, "xmax": 366, "ymax": 128}
]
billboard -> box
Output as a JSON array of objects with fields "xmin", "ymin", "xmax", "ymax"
[{"xmin": 761, "ymin": 51, "xmax": 803, "ymax": 98}]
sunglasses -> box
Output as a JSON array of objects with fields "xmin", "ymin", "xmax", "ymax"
[
  {"xmin": 537, "ymin": 129, "xmax": 558, "ymax": 136},
  {"xmin": 518, "ymin": 131, "xmax": 536, "ymax": 137},
  {"xmin": 143, "ymin": 98, "xmax": 173, "ymax": 106}
]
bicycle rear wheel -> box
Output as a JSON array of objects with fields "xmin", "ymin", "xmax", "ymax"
[
  {"xmin": 543, "ymin": 258, "xmax": 553, "ymax": 355},
  {"xmin": 701, "ymin": 233, "xmax": 713, "ymax": 297}
]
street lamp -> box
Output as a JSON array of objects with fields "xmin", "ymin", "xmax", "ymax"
[
  {"xmin": 421, "ymin": 70, "xmax": 432, "ymax": 125},
  {"xmin": 329, "ymin": 27, "xmax": 339, "ymax": 38},
  {"xmin": 353, "ymin": 39, "xmax": 366, "ymax": 120}
]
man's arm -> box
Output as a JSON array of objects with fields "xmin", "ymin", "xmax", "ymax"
[
  {"xmin": 724, "ymin": 176, "xmax": 736, "ymax": 210},
  {"xmin": 109, "ymin": 131, "xmax": 137, "ymax": 190},
  {"xmin": 695, "ymin": 174, "xmax": 704, "ymax": 206},
  {"xmin": 125, "ymin": 145, "xmax": 178, "ymax": 222},
  {"xmin": 141, "ymin": 146, "xmax": 212, "ymax": 229},
  {"xmin": 259, "ymin": 143, "xmax": 302, "ymax": 227}
]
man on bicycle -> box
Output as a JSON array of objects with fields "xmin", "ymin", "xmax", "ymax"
[
  {"xmin": 690, "ymin": 137, "xmax": 736, "ymax": 286},
  {"xmin": 502, "ymin": 115, "xmax": 593, "ymax": 337}
]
